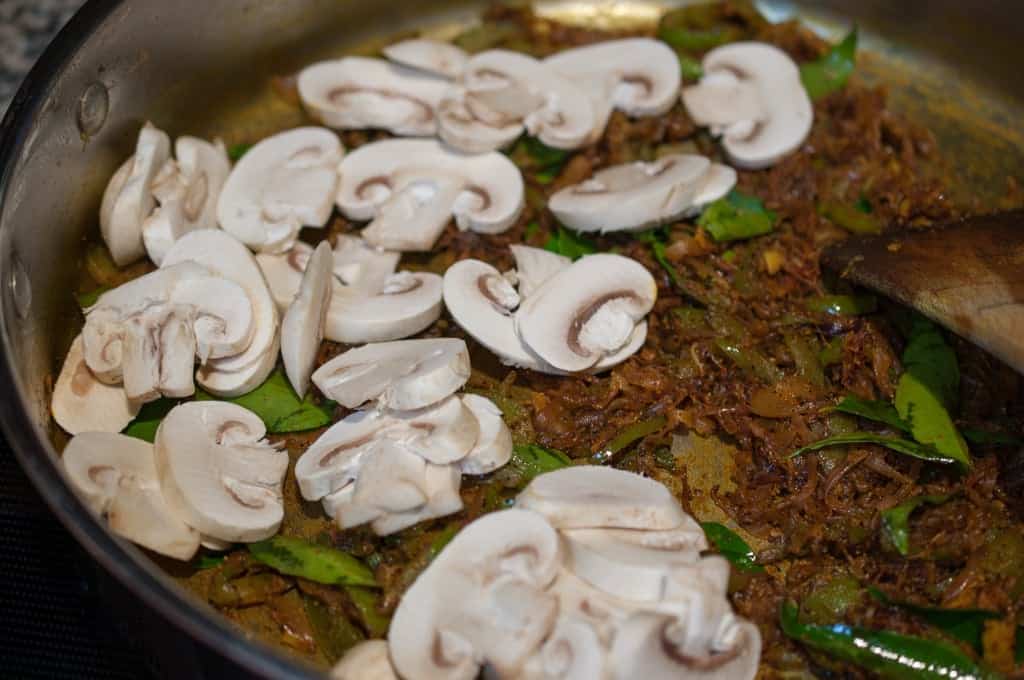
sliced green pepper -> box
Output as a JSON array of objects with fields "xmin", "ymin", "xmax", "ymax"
[
  {"xmin": 248, "ymin": 536, "xmax": 377, "ymax": 587},
  {"xmin": 868, "ymin": 586, "xmax": 999, "ymax": 652},
  {"xmin": 510, "ymin": 443, "xmax": 571, "ymax": 483},
  {"xmin": 591, "ymin": 415, "xmax": 667, "ymax": 464},
  {"xmin": 701, "ymin": 522, "xmax": 764, "ymax": 573},
  {"xmin": 698, "ymin": 190, "xmax": 777, "ymax": 242},
  {"xmin": 819, "ymin": 199, "xmax": 881, "ymax": 234},
  {"xmin": 800, "ymin": 29, "xmax": 858, "ymax": 100}
]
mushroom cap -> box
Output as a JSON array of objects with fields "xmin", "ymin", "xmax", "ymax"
[
  {"xmin": 281, "ymin": 241, "xmax": 333, "ymax": 397},
  {"xmin": 336, "ymin": 138, "xmax": 524, "ymax": 251},
  {"xmin": 436, "ymin": 85, "xmax": 526, "ymax": 153},
  {"xmin": 62, "ymin": 432, "xmax": 199, "ymax": 560},
  {"xmin": 509, "ymin": 244, "xmax": 571, "ymax": 299},
  {"xmin": 369, "ymin": 461, "xmax": 463, "ymax": 536},
  {"xmin": 458, "ymin": 394, "xmax": 513, "ymax": 475},
  {"xmin": 521, "ymin": 616, "xmax": 608, "ymax": 680},
  {"xmin": 100, "ymin": 122, "xmax": 171, "ymax": 266},
  {"xmin": 682, "ymin": 42, "xmax": 813, "ymax": 169},
  {"xmin": 383, "ymin": 39, "xmax": 468, "ymax": 80},
  {"xmin": 294, "ymin": 409, "xmax": 382, "ymax": 501},
  {"xmin": 328, "ymin": 271, "xmax": 444, "ymax": 345},
  {"xmin": 216, "ymin": 126, "xmax": 342, "ymax": 253},
  {"xmin": 298, "ymin": 57, "xmax": 446, "ymax": 135},
  {"xmin": 154, "ymin": 401, "xmax": 288, "ymax": 543},
  {"xmin": 163, "ymin": 230, "xmax": 280, "ymax": 397},
  {"xmin": 440, "ymin": 49, "xmax": 596, "ymax": 151},
  {"xmin": 52, "ymin": 335, "xmax": 139, "ymax": 435},
  {"xmin": 389, "ymin": 508, "xmax": 562, "ymax": 680},
  {"xmin": 544, "ymin": 38, "xmax": 681, "ymax": 139},
  {"xmin": 687, "ymin": 162, "xmax": 738, "ymax": 216},
  {"xmin": 516, "ymin": 465, "xmax": 689, "ymax": 530},
  {"xmin": 312, "ymin": 338, "xmax": 470, "ymax": 410},
  {"xmin": 142, "ymin": 136, "xmax": 231, "ymax": 265},
  {"xmin": 515, "ymin": 254, "xmax": 656, "ymax": 372},
  {"xmin": 548, "ymin": 155, "xmax": 711, "ymax": 233},
  {"xmin": 353, "ymin": 439, "xmax": 430, "ymax": 512},
  {"xmin": 386, "ymin": 395, "xmax": 480, "ymax": 464},
  {"xmin": 330, "ymin": 640, "xmax": 398, "ymax": 680}
]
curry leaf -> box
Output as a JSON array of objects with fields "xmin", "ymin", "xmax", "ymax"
[
  {"xmin": 676, "ymin": 53, "xmax": 703, "ymax": 80},
  {"xmin": 636, "ymin": 229, "xmax": 710, "ymax": 306},
  {"xmin": 806, "ymin": 294, "xmax": 877, "ymax": 316},
  {"xmin": 832, "ymin": 396, "xmax": 911, "ymax": 433},
  {"xmin": 800, "ymin": 29, "xmax": 857, "ymax": 100},
  {"xmin": 227, "ymin": 143, "xmax": 251, "ymax": 162},
  {"xmin": 591, "ymin": 415, "xmax": 667, "ymax": 464},
  {"xmin": 543, "ymin": 226, "xmax": 597, "ymax": 260},
  {"xmin": 344, "ymin": 587, "xmax": 390, "ymax": 638},
  {"xmin": 700, "ymin": 521, "xmax": 764, "ymax": 573},
  {"xmin": 122, "ymin": 397, "xmax": 181, "ymax": 443},
  {"xmin": 867, "ymin": 587, "xmax": 999, "ymax": 652},
  {"xmin": 791, "ymin": 433, "xmax": 960, "ymax": 466},
  {"xmin": 780, "ymin": 601, "xmax": 1000, "ymax": 680},
  {"xmin": 962, "ymin": 428, "xmax": 1024, "ymax": 447},
  {"xmin": 698, "ymin": 190, "xmax": 777, "ymax": 242},
  {"xmin": 196, "ymin": 366, "xmax": 331, "ymax": 434},
  {"xmin": 880, "ymin": 494, "xmax": 953, "ymax": 556},
  {"xmin": 248, "ymin": 536, "xmax": 377, "ymax": 587},
  {"xmin": 510, "ymin": 443, "xmax": 571, "ymax": 483}
]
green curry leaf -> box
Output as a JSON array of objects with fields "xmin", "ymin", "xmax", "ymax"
[
  {"xmin": 880, "ymin": 494, "xmax": 953, "ymax": 556},
  {"xmin": 543, "ymin": 226, "xmax": 597, "ymax": 260},
  {"xmin": 832, "ymin": 396, "xmax": 911, "ymax": 433},
  {"xmin": 76, "ymin": 286, "xmax": 111, "ymax": 310},
  {"xmin": 122, "ymin": 397, "xmax": 181, "ymax": 443},
  {"xmin": 867, "ymin": 587, "xmax": 999, "ymax": 652},
  {"xmin": 800, "ymin": 29, "xmax": 858, "ymax": 100},
  {"xmin": 196, "ymin": 366, "xmax": 332, "ymax": 434},
  {"xmin": 228, "ymin": 143, "xmax": 252, "ymax": 162},
  {"xmin": 791, "ymin": 433, "xmax": 960, "ymax": 466},
  {"xmin": 698, "ymin": 190, "xmax": 777, "ymax": 242},
  {"xmin": 248, "ymin": 536, "xmax": 377, "ymax": 587},
  {"xmin": 700, "ymin": 521, "xmax": 764, "ymax": 573},
  {"xmin": 510, "ymin": 443, "xmax": 571, "ymax": 483},
  {"xmin": 591, "ymin": 415, "xmax": 667, "ymax": 464}
]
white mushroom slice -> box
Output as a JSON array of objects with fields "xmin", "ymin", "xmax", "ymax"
[
  {"xmin": 611, "ymin": 612, "xmax": 761, "ymax": 680},
  {"xmin": 520, "ymin": 617, "xmax": 608, "ymax": 680},
  {"xmin": 389, "ymin": 508, "xmax": 561, "ymax": 680},
  {"xmin": 281, "ymin": 241, "xmax": 332, "ymax": 397},
  {"xmin": 142, "ymin": 136, "xmax": 231, "ymax": 265},
  {"xmin": 369, "ymin": 462, "xmax": 463, "ymax": 536},
  {"xmin": 439, "ymin": 50, "xmax": 596, "ymax": 152},
  {"xmin": 353, "ymin": 440, "xmax": 429, "ymax": 513},
  {"xmin": 100, "ymin": 122, "xmax": 171, "ymax": 266},
  {"xmin": 81, "ymin": 262, "xmax": 256, "ymax": 401},
  {"xmin": 52, "ymin": 335, "xmax": 139, "ymax": 435},
  {"xmin": 298, "ymin": 57, "xmax": 448, "ymax": 136},
  {"xmin": 216, "ymin": 127, "xmax": 342, "ymax": 253},
  {"xmin": 436, "ymin": 86, "xmax": 525, "ymax": 153},
  {"xmin": 509, "ymin": 244, "xmax": 571, "ymax": 299},
  {"xmin": 516, "ymin": 254, "xmax": 657, "ymax": 372},
  {"xmin": 327, "ymin": 271, "xmax": 443, "ymax": 345},
  {"xmin": 163, "ymin": 230, "xmax": 280, "ymax": 397},
  {"xmin": 516, "ymin": 465, "xmax": 688, "ymax": 530},
  {"xmin": 549, "ymin": 568, "xmax": 636, "ymax": 644},
  {"xmin": 388, "ymin": 395, "xmax": 480, "ymax": 464},
  {"xmin": 332, "ymin": 234, "xmax": 401, "ymax": 291},
  {"xmin": 331, "ymin": 640, "xmax": 398, "ymax": 680},
  {"xmin": 294, "ymin": 409, "xmax": 382, "ymax": 501},
  {"xmin": 312, "ymin": 338, "xmax": 470, "ymax": 410},
  {"xmin": 337, "ymin": 138, "xmax": 524, "ymax": 251},
  {"xmin": 62, "ymin": 432, "xmax": 199, "ymax": 560},
  {"xmin": 155, "ymin": 401, "xmax": 288, "ymax": 543},
  {"xmin": 323, "ymin": 484, "xmax": 384, "ymax": 530},
  {"xmin": 544, "ymin": 38, "xmax": 681, "ymax": 142},
  {"xmin": 383, "ymin": 39, "xmax": 468, "ymax": 80},
  {"xmin": 548, "ymin": 155, "xmax": 711, "ymax": 233},
  {"xmin": 682, "ymin": 42, "xmax": 813, "ymax": 169},
  {"xmin": 688, "ymin": 162, "xmax": 738, "ymax": 215},
  {"xmin": 458, "ymin": 394, "xmax": 512, "ymax": 475}
]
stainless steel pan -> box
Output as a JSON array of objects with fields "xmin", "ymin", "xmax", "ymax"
[{"xmin": 1, "ymin": 1, "xmax": 1021, "ymax": 677}]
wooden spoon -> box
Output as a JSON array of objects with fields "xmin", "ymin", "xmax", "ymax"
[{"xmin": 821, "ymin": 210, "xmax": 1024, "ymax": 373}]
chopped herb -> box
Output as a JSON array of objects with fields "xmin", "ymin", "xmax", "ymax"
[
  {"xmin": 800, "ymin": 29, "xmax": 858, "ymax": 100},
  {"xmin": 819, "ymin": 199, "xmax": 881, "ymax": 234},
  {"xmin": 880, "ymin": 494, "xmax": 953, "ymax": 556},
  {"xmin": 196, "ymin": 366, "xmax": 332, "ymax": 434},
  {"xmin": 592, "ymin": 415, "xmax": 667, "ymax": 464},
  {"xmin": 76, "ymin": 286, "xmax": 110, "ymax": 310},
  {"xmin": 227, "ymin": 143, "xmax": 252, "ymax": 162},
  {"xmin": 867, "ymin": 586, "xmax": 999, "ymax": 652},
  {"xmin": 791, "ymin": 432, "xmax": 961, "ymax": 466},
  {"xmin": 832, "ymin": 396, "xmax": 910, "ymax": 433},
  {"xmin": 806, "ymin": 294, "xmax": 877, "ymax": 316},
  {"xmin": 543, "ymin": 226, "xmax": 597, "ymax": 260},
  {"xmin": 676, "ymin": 53, "xmax": 703, "ymax": 80},
  {"xmin": 122, "ymin": 397, "xmax": 181, "ymax": 443},
  {"xmin": 194, "ymin": 554, "xmax": 226, "ymax": 570},
  {"xmin": 510, "ymin": 443, "xmax": 571, "ymax": 483},
  {"xmin": 780, "ymin": 600, "xmax": 1000, "ymax": 680},
  {"xmin": 510, "ymin": 136, "xmax": 569, "ymax": 185},
  {"xmin": 700, "ymin": 521, "xmax": 764, "ymax": 573},
  {"xmin": 248, "ymin": 536, "xmax": 377, "ymax": 587},
  {"xmin": 698, "ymin": 190, "xmax": 777, "ymax": 242}
]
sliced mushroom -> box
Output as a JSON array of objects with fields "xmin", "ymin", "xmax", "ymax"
[
  {"xmin": 682, "ymin": 42, "xmax": 813, "ymax": 169},
  {"xmin": 388, "ymin": 508, "xmax": 562, "ymax": 680},
  {"xmin": 142, "ymin": 136, "xmax": 231, "ymax": 265},
  {"xmin": 312, "ymin": 338, "xmax": 470, "ymax": 410},
  {"xmin": 216, "ymin": 127, "xmax": 342, "ymax": 253},
  {"xmin": 298, "ymin": 57, "xmax": 448, "ymax": 136},
  {"xmin": 62, "ymin": 432, "xmax": 199, "ymax": 560},
  {"xmin": 549, "ymin": 567, "xmax": 637, "ymax": 645},
  {"xmin": 100, "ymin": 122, "xmax": 171, "ymax": 266},
  {"xmin": 548, "ymin": 155, "xmax": 711, "ymax": 233},
  {"xmin": 438, "ymin": 49, "xmax": 596, "ymax": 152},
  {"xmin": 163, "ymin": 230, "xmax": 280, "ymax": 397},
  {"xmin": 383, "ymin": 39, "xmax": 468, "ymax": 80},
  {"xmin": 387, "ymin": 395, "xmax": 480, "ymax": 464},
  {"xmin": 281, "ymin": 241, "xmax": 332, "ymax": 397},
  {"xmin": 516, "ymin": 254, "xmax": 656, "ymax": 372},
  {"xmin": 81, "ymin": 262, "xmax": 256, "ymax": 402},
  {"xmin": 52, "ymin": 335, "xmax": 139, "ymax": 435},
  {"xmin": 369, "ymin": 461, "xmax": 463, "ymax": 536},
  {"xmin": 509, "ymin": 244, "xmax": 570, "ymax": 299},
  {"xmin": 516, "ymin": 465, "xmax": 689, "ymax": 531},
  {"xmin": 544, "ymin": 38, "xmax": 681, "ymax": 142},
  {"xmin": 458, "ymin": 394, "xmax": 512, "ymax": 475},
  {"xmin": 353, "ymin": 439, "xmax": 430, "ymax": 512},
  {"xmin": 520, "ymin": 616, "xmax": 607, "ymax": 680},
  {"xmin": 331, "ymin": 640, "xmax": 398, "ymax": 680},
  {"xmin": 336, "ymin": 138, "xmax": 524, "ymax": 251},
  {"xmin": 155, "ymin": 401, "xmax": 288, "ymax": 543},
  {"xmin": 688, "ymin": 162, "xmax": 737, "ymax": 215}
]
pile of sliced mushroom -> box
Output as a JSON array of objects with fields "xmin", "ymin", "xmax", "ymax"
[
  {"xmin": 333, "ymin": 466, "xmax": 759, "ymax": 680},
  {"xmin": 294, "ymin": 338, "xmax": 512, "ymax": 535}
]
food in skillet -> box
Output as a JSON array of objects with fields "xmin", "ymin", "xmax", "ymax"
[{"xmin": 51, "ymin": 2, "xmax": 1024, "ymax": 678}]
